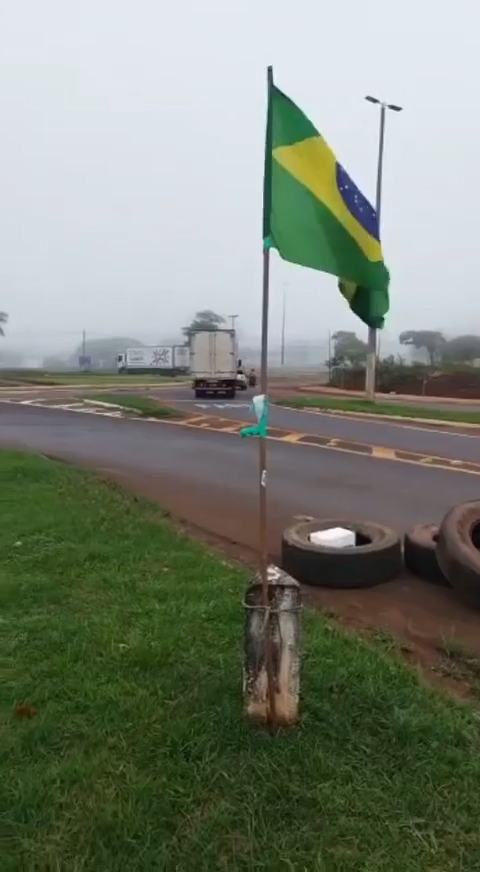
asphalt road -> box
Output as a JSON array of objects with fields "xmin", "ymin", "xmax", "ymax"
[
  {"xmin": 144, "ymin": 387, "xmax": 480, "ymax": 463},
  {"xmin": 2, "ymin": 405, "xmax": 480, "ymax": 546},
  {"xmin": 2, "ymin": 383, "xmax": 480, "ymax": 462}
]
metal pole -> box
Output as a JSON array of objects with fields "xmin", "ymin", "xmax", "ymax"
[
  {"xmin": 81, "ymin": 329, "xmax": 86, "ymax": 357},
  {"xmin": 365, "ymin": 103, "xmax": 386, "ymax": 400},
  {"xmin": 256, "ymin": 64, "xmax": 277, "ymax": 728},
  {"xmin": 280, "ymin": 287, "xmax": 286, "ymax": 366},
  {"xmin": 259, "ymin": 244, "xmax": 277, "ymax": 728}
]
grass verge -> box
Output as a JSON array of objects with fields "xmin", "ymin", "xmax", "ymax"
[
  {"xmin": 86, "ymin": 393, "xmax": 183, "ymax": 419},
  {"xmin": 0, "ymin": 373, "xmax": 184, "ymax": 387},
  {"xmin": 50, "ymin": 374, "xmax": 184, "ymax": 386},
  {"xmin": 277, "ymin": 395, "xmax": 480, "ymax": 424},
  {"xmin": 2, "ymin": 449, "xmax": 480, "ymax": 870},
  {"xmin": 437, "ymin": 638, "xmax": 480, "ymax": 697}
]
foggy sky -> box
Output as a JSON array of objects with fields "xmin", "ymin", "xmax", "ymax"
[{"xmin": 0, "ymin": 1, "xmax": 476, "ymax": 352}]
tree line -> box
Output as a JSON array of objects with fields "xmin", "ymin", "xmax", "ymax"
[
  {"xmin": 330, "ymin": 330, "xmax": 480, "ymax": 368},
  {"xmin": 46, "ymin": 311, "xmax": 227, "ymax": 369}
]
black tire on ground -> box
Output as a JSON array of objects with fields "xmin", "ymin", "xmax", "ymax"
[
  {"xmin": 436, "ymin": 501, "xmax": 480, "ymax": 607},
  {"xmin": 403, "ymin": 524, "xmax": 450, "ymax": 587},
  {"xmin": 225, "ymin": 388, "xmax": 236, "ymax": 399},
  {"xmin": 281, "ymin": 519, "xmax": 403, "ymax": 589},
  {"xmin": 195, "ymin": 389, "xmax": 205, "ymax": 398}
]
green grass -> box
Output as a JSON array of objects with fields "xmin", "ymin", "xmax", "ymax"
[
  {"xmin": 277, "ymin": 396, "xmax": 480, "ymax": 424},
  {"xmin": 437, "ymin": 638, "xmax": 480, "ymax": 695},
  {"xmin": 2, "ymin": 450, "xmax": 480, "ymax": 870},
  {"xmin": 0, "ymin": 372, "xmax": 185, "ymax": 387},
  {"xmin": 50, "ymin": 373, "xmax": 184, "ymax": 386},
  {"xmin": 86, "ymin": 393, "xmax": 183, "ymax": 419}
]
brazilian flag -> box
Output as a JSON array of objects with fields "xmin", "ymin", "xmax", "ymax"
[{"xmin": 264, "ymin": 74, "xmax": 390, "ymax": 329}]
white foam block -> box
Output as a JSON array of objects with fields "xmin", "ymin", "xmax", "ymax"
[{"xmin": 309, "ymin": 527, "xmax": 355, "ymax": 548}]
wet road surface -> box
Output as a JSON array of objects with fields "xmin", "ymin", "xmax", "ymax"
[{"xmin": 2, "ymin": 404, "xmax": 480, "ymax": 542}]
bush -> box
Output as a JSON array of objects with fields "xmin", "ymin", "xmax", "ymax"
[{"xmin": 328, "ymin": 362, "xmax": 480, "ymax": 398}]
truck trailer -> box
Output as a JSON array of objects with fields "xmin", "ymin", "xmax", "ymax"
[
  {"xmin": 116, "ymin": 345, "xmax": 190, "ymax": 375},
  {"xmin": 190, "ymin": 330, "xmax": 238, "ymax": 398}
]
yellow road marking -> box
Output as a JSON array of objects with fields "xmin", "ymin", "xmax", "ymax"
[
  {"xmin": 217, "ymin": 424, "xmax": 244, "ymax": 433},
  {"xmin": 371, "ymin": 446, "xmax": 397, "ymax": 460},
  {"xmin": 184, "ymin": 416, "xmax": 210, "ymax": 425},
  {"xmin": 168, "ymin": 416, "xmax": 480, "ymax": 476},
  {"xmin": 281, "ymin": 432, "xmax": 305, "ymax": 443}
]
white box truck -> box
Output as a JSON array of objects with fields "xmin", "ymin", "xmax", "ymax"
[
  {"xmin": 173, "ymin": 345, "xmax": 190, "ymax": 370},
  {"xmin": 116, "ymin": 345, "xmax": 189, "ymax": 374},
  {"xmin": 190, "ymin": 330, "xmax": 238, "ymax": 398}
]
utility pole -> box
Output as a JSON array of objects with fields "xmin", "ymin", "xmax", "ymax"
[
  {"xmin": 81, "ymin": 329, "xmax": 86, "ymax": 357},
  {"xmin": 364, "ymin": 95, "xmax": 403, "ymax": 399}
]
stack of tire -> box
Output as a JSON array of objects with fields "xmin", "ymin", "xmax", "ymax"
[{"xmin": 281, "ymin": 503, "xmax": 480, "ymax": 607}]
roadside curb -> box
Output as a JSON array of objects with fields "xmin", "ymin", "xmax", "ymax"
[
  {"xmin": 276, "ymin": 403, "xmax": 480, "ymax": 431},
  {"xmin": 0, "ymin": 381, "xmax": 188, "ymax": 393},
  {"xmin": 83, "ymin": 398, "xmax": 128, "ymax": 410}
]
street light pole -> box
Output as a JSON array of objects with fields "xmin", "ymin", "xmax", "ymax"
[
  {"xmin": 364, "ymin": 95, "xmax": 402, "ymax": 400},
  {"xmin": 229, "ymin": 314, "xmax": 239, "ymax": 331}
]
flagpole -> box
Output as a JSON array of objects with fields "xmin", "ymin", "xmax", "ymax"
[
  {"xmin": 365, "ymin": 102, "xmax": 385, "ymax": 400},
  {"xmin": 259, "ymin": 65, "xmax": 277, "ymax": 729},
  {"xmin": 364, "ymin": 96, "xmax": 402, "ymax": 399}
]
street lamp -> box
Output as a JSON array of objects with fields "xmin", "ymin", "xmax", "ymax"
[{"xmin": 364, "ymin": 95, "xmax": 403, "ymax": 399}]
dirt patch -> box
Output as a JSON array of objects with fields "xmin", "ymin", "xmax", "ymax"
[{"xmin": 88, "ymin": 462, "xmax": 480, "ymax": 704}]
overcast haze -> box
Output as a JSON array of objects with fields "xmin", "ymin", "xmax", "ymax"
[{"xmin": 0, "ymin": 1, "xmax": 476, "ymax": 353}]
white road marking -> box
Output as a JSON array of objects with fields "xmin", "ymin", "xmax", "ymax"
[
  {"xmin": 1, "ymin": 398, "xmax": 129, "ymax": 419},
  {"xmin": 194, "ymin": 403, "xmax": 250, "ymax": 409},
  {"xmin": 279, "ymin": 404, "xmax": 480, "ymax": 441},
  {"xmin": 20, "ymin": 397, "xmax": 48, "ymax": 405}
]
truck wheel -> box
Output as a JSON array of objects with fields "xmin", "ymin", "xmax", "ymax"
[
  {"xmin": 404, "ymin": 524, "xmax": 449, "ymax": 586},
  {"xmin": 436, "ymin": 501, "xmax": 480, "ymax": 607},
  {"xmin": 281, "ymin": 518, "xmax": 403, "ymax": 589},
  {"xmin": 195, "ymin": 389, "xmax": 204, "ymax": 399},
  {"xmin": 225, "ymin": 388, "xmax": 236, "ymax": 399}
]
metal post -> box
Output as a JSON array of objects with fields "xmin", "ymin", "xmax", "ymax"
[
  {"xmin": 365, "ymin": 103, "xmax": 385, "ymax": 400},
  {"xmin": 81, "ymin": 329, "xmax": 86, "ymax": 357},
  {"xmin": 280, "ymin": 287, "xmax": 286, "ymax": 366},
  {"xmin": 258, "ymin": 244, "xmax": 277, "ymax": 729}
]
